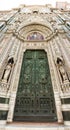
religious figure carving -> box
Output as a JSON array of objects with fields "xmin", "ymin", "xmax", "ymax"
[
  {"xmin": 57, "ymin": 57, "xmax": 68, "ymax": 83},
  {"xmin": 2, "ymin": 57, "xmax": 14, "ymax": 83},
  {"xmin": 2, "ymin": 65, "xmax": 11, "ymax": 82}
]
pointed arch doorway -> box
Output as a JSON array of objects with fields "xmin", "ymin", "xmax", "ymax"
[{"xmin": 13, "ymin": 50, "xmax": 57, "ymax": 122}]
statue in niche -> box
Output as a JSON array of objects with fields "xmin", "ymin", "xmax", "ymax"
[
  {"xmin": 57, "ymin": 57, "xmax": 68, "ymax": 82},
  {"xmin": 2, "ymin": 57, "xmax": 14, "ymax": 83}
]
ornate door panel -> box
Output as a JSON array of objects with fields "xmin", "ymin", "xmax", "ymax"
[{"xmin": 13, "ymin": 50, "xmax": 57, "ymax": 122}]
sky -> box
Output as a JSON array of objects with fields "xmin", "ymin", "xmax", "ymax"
[{"xmin": 0, "ymin": 0, "xmax": 70, "ymax": 10}]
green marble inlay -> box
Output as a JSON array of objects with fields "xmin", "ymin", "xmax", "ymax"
[
  {"xmin": 0, "ymin": 110, "xmax": 8, "ymax": 120},
  {"xmin": 62, "ymin": 111, "xmax": 70, "ymax": 121},
  {"xmin": 61, "ymin": 98, "xmax": 70, "ymax": 104},
  {"xmin": 0, "ymin": 97, "xmax": 9, "ymax": 104},
  {"xmin": 13, "ymin": 50, "xmax": 57, "ymax": 122}
]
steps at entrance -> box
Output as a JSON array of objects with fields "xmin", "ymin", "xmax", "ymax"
[
  {"xmin": 0, "ymin": 123, "xmax": 70, "ymax": 130},
  {"xmin": 0, "ymin": 125, "xmax": 69, "ymax": 130}
]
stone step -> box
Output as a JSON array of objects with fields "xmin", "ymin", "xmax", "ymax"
[
  {"xmin": 0, "ymin": 122, "xmax": 69, "ymax": 130},
  {"xmin": 0, "ymin": 125, "xmax": 69, "ymax": 130}
]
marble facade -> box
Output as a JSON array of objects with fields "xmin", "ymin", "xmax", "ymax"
[{"xmin": 0, "ymin": 4, "xmax": 70, "ymax": 130}]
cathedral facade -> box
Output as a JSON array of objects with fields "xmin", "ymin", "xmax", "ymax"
[{"xmin": 0, "ymin": 5, "xmax": 70, "ymax": 130}]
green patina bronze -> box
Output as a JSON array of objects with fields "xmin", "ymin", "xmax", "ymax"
[{"xmin": 13, "ymin": 50, "xmax": 57, "ymax": 122}]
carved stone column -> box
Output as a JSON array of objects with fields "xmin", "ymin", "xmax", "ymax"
[
  {"xmin": 45, "ymin": 42, "xmax": 63, "ymax": 123},
  {"xmin": 7, "ymin": 43, "xmax": 25, "ymax": 122}
]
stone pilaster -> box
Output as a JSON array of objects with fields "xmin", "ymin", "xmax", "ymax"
[
  {"xmin": 46, "ymin": 42, "xmax": 63, "ymax": 123},
  {"xmin": 7, "ymin": 43, "xmax": 25, "ymax": 122}
]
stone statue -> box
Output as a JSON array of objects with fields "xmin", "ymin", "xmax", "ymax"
[
  {"xmin": 57, "ymin": 57, "xmax": 68, "ymax": 82},
  {"xmin": 59, "ymin": 65, "xmax": 68, "ymax": 82},
  {"xmin": 2, "ymin": 58, "xmax": 14, "ymax": 83},
  {"xmin": 2, "ymin": 65, "xmax": 11, "ymax": 83}
]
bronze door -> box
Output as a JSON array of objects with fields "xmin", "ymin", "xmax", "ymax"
[{"xmin": 13, "ymin": 50, "xmax": 57, "ymax": 122}]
